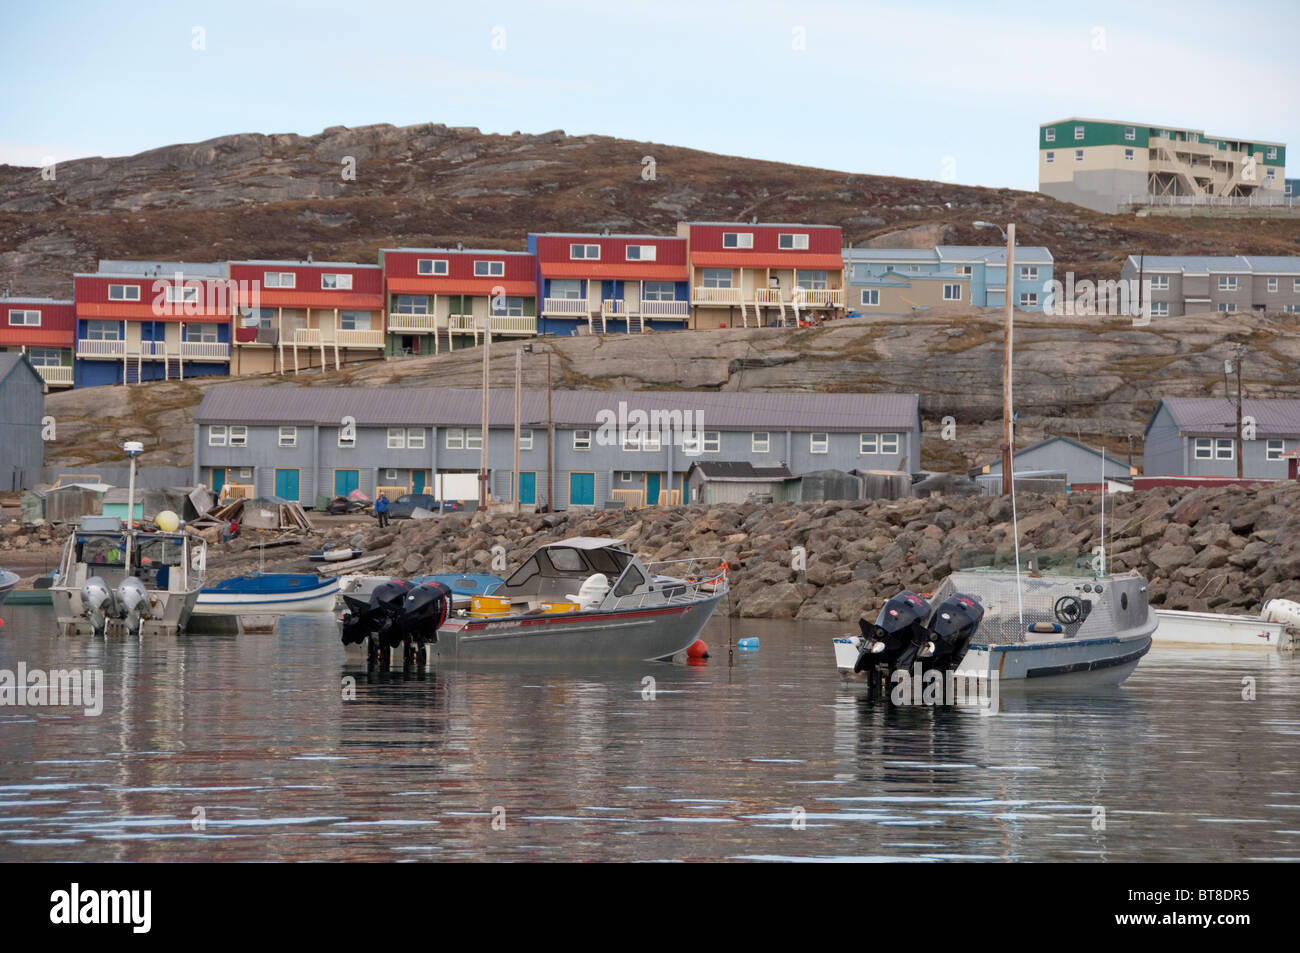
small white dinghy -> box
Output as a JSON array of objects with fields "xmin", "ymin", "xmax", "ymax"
[{"xmin": 1155, "ymin": 599, "xmax": 1300, "ymax": 650}]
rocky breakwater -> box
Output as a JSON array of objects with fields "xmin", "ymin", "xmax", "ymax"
[{"xmin": 339, "ymin": 481, "xmax": 1300, "ymax": 622}]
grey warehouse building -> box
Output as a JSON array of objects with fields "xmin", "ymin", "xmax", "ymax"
[
  {"xmin": 193, "ymin": 386, "xmax": 921, "ymax": 510},
  {"xmin": 1144, "ymin": 397, "xmax": 1300, "ymax": 479},
  {"xmin": 0, "ymin": 353, "xmax": 47, "ymax": 491}
]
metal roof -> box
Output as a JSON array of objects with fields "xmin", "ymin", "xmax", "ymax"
[
  {"xmin": 98, "ymin": 260, "xmax": 228, "ymax": 277},
  {"xmin": 687, "ymin": 461, "xmax": 794, "ymax": 481},
  {"xmin": 936, "ymin": 245, "xmax": 1054, "ymax": 264},
  {"xmin": 195, "ymin": 386, "xmax": 919, "ymax": 432},
  {"xmin": 1148, "ymin": 397, "xmax": 1300, "ymax": 438},
  {"xmin": 1125, "ymin": 255, "xmax": 1255, "ymax": 273},
  {"xmin": 844, "ymin": 248, "xmax": 939, "ymax": 261},
  {"xmin": 0, "ymin": 297, "xmax": 74, "ymax": 305}
]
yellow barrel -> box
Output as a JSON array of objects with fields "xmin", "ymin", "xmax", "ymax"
[
  {"xmin": 470, "ymin": 595, "xmax": 512, "ymax": 617},
  {"xmin": 539, "ymin": 601, "xmax": 580, "ymax": 614}
]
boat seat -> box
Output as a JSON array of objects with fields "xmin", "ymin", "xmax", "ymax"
[{"xmin": 567, "ymin": 574, "xmax": 610, "ymax": 610}]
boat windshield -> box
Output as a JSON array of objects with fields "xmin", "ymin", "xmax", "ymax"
[
  {"xmin": 75, "ymin": 533, "xmax": 128, "ymax": 567},
  {"xmin": 956, "ymin": 548, "xmax": 1101, "ymax": 576},
  {"xmin": 498, "ymin": 546, "xmax": 633, "ymax": 597}
]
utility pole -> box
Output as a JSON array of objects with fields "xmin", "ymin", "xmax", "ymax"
[
  {"xmin": 546, "ymin": 349, "xmax": 554, "ymax": 513},
  {"xmin": 1003, "ymin": 223, "xmax": 1015, "ymax": 495},
  {"xmin": 513, "ymin": 346, "xmax": 521, "ymax": 516},
  {"xmin": 477, "ymin": 311, "xmax": 490, "ymax": 512},
  {"xmin": 1235, "ymin": 343, "xmax": 1246, "ymax": 480}
]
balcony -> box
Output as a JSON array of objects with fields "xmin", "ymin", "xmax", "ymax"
[
  {"xmin": 448, "ymin": 315, "xmax": 538, "ymax": 336},
  {"xmin": 77, "ymin": 339, "xmax": 126, "ymax": 358},
  {"xmin": 601, "ymin": 299, "xmax": 632, "ymax": 318},
  {"xmin": 35, "ymin": 365, "xmax": 74, "ymax": 387},
  {"xmin": 334, "ymin": 329, "xmax": 385, "ymax": 349},
  {"xmin": 387, "ymin": 312, "xmax": 439, "ymax": 333},
  {"xmin": 292, "ymin": 328, "xmax": 324, "ymax": 346},
  {"xmin": 640, "ymin": 300, "xmax": 689, "ymax": 320},
  {"xmin": 542, "ymin": 297, "xmax": 590, "ymax": 317},
  {"xmin": 793, "ymin": 288, "xmax": 845, "ymax": 309},
  {"xmin": 693, "ymin": 287, "xmax": 742, "ymax": 306},
  {"xmin": 178, "ymin": 341, "xmax": 231, "ymax": 360}
]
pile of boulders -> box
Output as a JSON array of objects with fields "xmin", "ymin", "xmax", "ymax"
[{"xmin": 0, "ymin": 519, "xmax": 57, "ymax": 552}]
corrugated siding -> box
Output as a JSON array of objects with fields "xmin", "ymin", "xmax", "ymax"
[{"xmin": 685, "ymin": 223, "xmax": 843, "ymax": 254}]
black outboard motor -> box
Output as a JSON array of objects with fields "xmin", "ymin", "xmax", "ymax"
[
  {"xmin": 853, "ymin": 591, "xmax": 933, "ymax": 673},
  {"xmin": 383, "ymin": 582, "xmax": 452, "ymax": 651},
  {"xmin": 896, "ymin": 592, "xmax": 984, "ymax": 672},
  {"xmin": 339, "ymin": 579, "xmax": 413, "ymax": 646}
]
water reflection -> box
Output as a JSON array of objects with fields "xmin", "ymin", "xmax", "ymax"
[{"xmin": 0, "ymin": 604, "xmax": 1296, "ymax": 861}]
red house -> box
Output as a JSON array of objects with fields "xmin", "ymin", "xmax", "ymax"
[
  {"xmin": 73, "ymin": 261, "xmax": 232, "ymax": 386},
  {"xmin": 0, "ymin": 298, "xmax": 76, "ymax": 388},
  {"xmin": 226, "ymin": 259, "xmax": 384, "ymax": 375},
  {"xmin": 380, "ymin": 248, "xmax": 536, "ymax": 354},
  {"xmin": 528, "ymin": 233, "xmax": 689, "ymax": 335},
  {"xmin": 676, "ymin": 222, "xmax": 846, "ymax": 328}
]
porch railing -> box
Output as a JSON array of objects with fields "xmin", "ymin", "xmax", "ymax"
[
  {"xmin": 692, "ymin": 286, "xmax": 742, "ymax": 305},
  {"xmin": 35, "ymin": 365, "xmax": 74, "ymax": 386},
  {"xmin": 542, "ymin": 297, "xmax": 589, "ymax": 316},
  {"xmin": 640, "ymin": 300, "xmax": 689, "ymax": 319},
  {"xmin": 387, "ymin": 312, "xmax": 439, "ymax": 333}
]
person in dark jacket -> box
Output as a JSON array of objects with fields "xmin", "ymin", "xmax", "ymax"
[{"xmin": 375, "ymin": 493, "xmax": 390, "ymax": 528}]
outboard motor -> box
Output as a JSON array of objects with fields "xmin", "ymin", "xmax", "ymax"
[
  {"xmin": 388, "ymin": 582, "xmax": 453, "ymax": 664},
  {"xmin": 853, "ymin": 591, "xmax": 932, "ymax": 673},
  {"xmin": 115, "ymin": 577, "xmax": 152, "ymax": 636},
  {"xmin": 81, "ymin": 576, "xmax": 116, "ymax": 637},
  {"xmin": 897, "ymin": 593, "xmax": 984, "ymax": 672},
  {"xmin": 339, "ymin": 579, "xmax": 413, "ymax": 646}
]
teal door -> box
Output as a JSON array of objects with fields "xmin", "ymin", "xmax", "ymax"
[
  {"xmin": 519, "ymin": 472, "xmax": 536, "ymax": 505},
  {"xmin": 645, "ymin": 472, "xmax": 661, "ymax": 507},
  {"xmin": 210, "ymin": 467, "xmax": 226, "ymax": 496},
  {"xmin": 412, "ymin": 470, "xmax": 427, "ymax": 494},
  {"xmin": 275, "ymin": 469, "xmax": 300, "ymax": 501},
  {"xmin": 569, "ymin": 472, "xmax": 595, "ymax": 507},
  {"xmin": 334, "ymin": 469, "xmax": 359, "ymax": 496}
]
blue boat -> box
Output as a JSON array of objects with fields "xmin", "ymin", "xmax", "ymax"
[
  {"xmin": 195, "ymin": 573, "xmax": 340, "ymax": 615},
  {"xmin": 413, "ymin": 573, "xmax": 503, "ymax": 598}
]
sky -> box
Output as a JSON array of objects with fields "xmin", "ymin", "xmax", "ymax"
[{"xmin": 2, "ymin": 0, "xmax": 1297, "ymax": 192}]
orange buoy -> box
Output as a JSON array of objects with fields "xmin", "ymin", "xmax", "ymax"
[{"xmin": 686, "ymin": 639, "xmax": 709, "ymax": 659}]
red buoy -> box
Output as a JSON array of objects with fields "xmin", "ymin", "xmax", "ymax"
[{"xmin": 686, "ymin": 639, "xmax": 708, "ymax": 659}]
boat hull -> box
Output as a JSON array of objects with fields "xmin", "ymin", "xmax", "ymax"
[
  {"xmin": 194, "ymin": 579, "xmax": 339, "ymax": 615},
  {"xmin": 354, "ymin": 593, "xmax": 724, "ymax": 665},
  {"xmin": 1154, "ymin": 609, "xmax": 1294, "ymax": 649},
  {"xmin": 51, "ymin": 585, "xmax": 201, "ymax": 637},
  {"xmin": 0, "ymin": 570, "xmax": 17, "ymax": 608}
]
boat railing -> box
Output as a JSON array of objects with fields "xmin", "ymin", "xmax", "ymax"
[
  {"xmin": 932, "ymin": 573, "xmax": 1119, "ymax": 644},
  {"xmin": 610, "ymin": 557, "xmax": 729, "ymax": 610}
]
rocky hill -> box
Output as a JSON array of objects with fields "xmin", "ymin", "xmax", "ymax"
[{"xmin": 4, "ymin": 122, "xmax": 1300, "ymax": 298}]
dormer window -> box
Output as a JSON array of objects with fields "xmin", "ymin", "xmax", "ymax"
[
  {"xmin": 264, "ymin": 272, "xmax": 295, "ymax": 288},
  {"xmin": 722, "ymin": 233, "xmax": 754, "ymax": 249},
  {"xmin": 778, "ymin": 233, "xmax": 809, "ymax": 250},
  {"xmin": 321, "ymin": 273, "xmax": 353, "ymax": 290},
  {"xmin": 569, "ymin": 244, "xmax": 600, "ymax": 260},
  {"xmin": 625, "ymin": 245, "xmax": 657, "ymax": 261},
  {"xmin": 108, "ymin": 284, "xmax": 141, "ymax": 301},
  {"xmin": 474, "ymin": 260, "xmax": 505, "ymax": 277},
  {"xmin": 417, "ymin": 259, "xmax": 449, "ymax": 275}
]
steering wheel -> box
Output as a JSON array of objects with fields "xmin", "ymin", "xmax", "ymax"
[{"xmin": 1054, "ymin": 595, "xmax": 1083, "ymax": 625}]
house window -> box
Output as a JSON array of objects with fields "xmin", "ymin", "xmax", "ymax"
[
  {"xmin": 625, "ymin": 245, "xmax": 657, "ymax": 261},
  {"xmin": 254, "ymin": 308, "xmax": 275, "ymax": 328},
  {"xmin": 943, "ymin": 284, "xmax": 962, "ymax": 301},
  {"xmin": 417, "ymin": 259, "xmax": 448, "ymax": 276},
  {"xmin": 752, "ymin": 432, "xmax": 770, "ymax": 453},
  {"xmin": 8, "ymin": 309, "xmax": 39, "ymax": 326},
  {"xmin": 797, "ymin": 270, "xmax": 828, "ymax": 290},
  {"xmin": 407, "ymin": 429, "xmax": 425, "ymax": 449},
  {"xmin": 1074, "ymin": 125, "xmax": 1085, "ymax": 140},
  {"xmin": 1150, "ymin": 301, "xmax": 1169, "ymax": 317},
  {"xmin": 229, "ymin": 426, "xmax": 248, "ymax": 448},
  {"xmin": 493, "ymin": 297, "xmax": 525, "ymax": 317},
  {"xmin": 810, "ymin": 432, "xmax": 829, "ymax": 454},
  {"xmin": 573, "ymin": 429, "xmax": 592, "ymax": 451},
  {"xmin": 1268, "ymin": 147, "xmax": 1278, "ymax": 160},
  {"xmin": 702, "ymin": 268, "xmax": 733, "ymax": 289},
  {"xmin": 108, "ymin": 284, "xmax": 141, "ymax": 301},
  {"xmin": 1286, "ymin": 305, "xmax": 1300, "ymax": 314},
  {"xmin": 681, "ymin": 431, "xmax": 701, "ymax": 455},
  {"xmin": 337, "ymin": 427, "xmax": 354, "ymax": 449},
  {"xmin": 1074, "ymin": 150, "xmax": 1084, "ymax": 162},
  {"xmin": 264, "ymin": 272, "xmax": 295, "ymax": 288},
  {"xmin": 643, "ymin": 281, "xmax": 675, "ymax": 301},
  {"xmin": 1294, "ymin": 279, "xmax": 1300, "ymax": 293},
  {"xmin": 570, "ymin": 244, "xmax": 600, "ymax": 260},
  {"xmin": 1217, "ymin": 303, "xmax": 1237, "ymax": 313},
  {"xmin": 778, "ymin": 233, "xmax": 809, "ymax": 250},
  {"xmin": 1019, "ymin": 292, "xmax": 1039, "ymax": 308},
  {"xmin": 395, "ymin": 295, "xmax": 429, "ymax": 314},
  {"xmin": 445, "ymin": 428, "xmax": 465, "ymax": 450},
  {"xmin": 881, "ymin": 433, "xmax": 900, "ymax": 454},
  {"xmin": 385, "ymin": 469, "xmax": 399, "ymax": 482},
  {"xmin": 1124, "ymin": 148, "xmax": 1135, "ymax": 161},
  {"xmin": 1019, "ymin": 267, "xmax": 1038, "ymax": 280},
  {"xmin": 722, "ymin": 233, "xmax": 753, "ymax": 249},
  {"xmin": 474, "ymin": 261, "xmax": 505, "ymax": 277},
  {"xmin": 518, "ymin": 428, "xmax": 533, "ymax": 451},
  {"xmin": 465, "ymin": 429, "xmax": 482, "ymax": 450},
  {"xmin": 165, "ymin": 285, "xmax": 199, "ymax": 303},
  {"xmin": 549, "ymin": 279, "xmax": 583, "ymax": 299},
  {"xmin": 1045, "ymin": 151, "xmax": 1055, "ymax": 163},
  {"xmin": 1193, "ymin": 438, "xmax": 1213, "ymax": 459},
  {"xmin": 209, "ymin": 425, "xmax": 227, "ymax": 447},
  {"xmin": 860, "ymin": 289, "xmax": 880, "ymax": 307},
  {"xmin": 183, "ymin": 324, "xmax": 218, "ymax": 342},
  {"xmin": 1045, "ymin": 128, "xmax": 1056, "ymax": 142},
  {"xmin": 26, "ymin": 347, "xmax": 61, "ymax": 366},
  {"xmin": 1218, "ymin": 276, "xmax": 1238, "ymax": 291},
  {"xmin": 279, "ymin": 426, "xmax": 297, "ymax": 447},
  {"xmin": 1216, "ymin": 439, "xmax": 1234, "ymax": 460},
  {"xmin": 859, "ymin": 433, "xmax": 878, "ymax": 454},
  {"xmin": 620, "ymin": 472, "xmax": 632, "ymax": 483},
  {"xmin": 322, "ymin": 273, "xmax": 353, "ymax": 290},
  {"xmin": 1150, "ymin": 275, "xmax": 1169, "ymax": 290},
  {"xmin": 622, "ymin": 430, "xmax": 641, "ymax": 452},
  {"xmin": 387, "ymin": 428, "xmax": 406, "ymax": 449},
  {"xmin": 1124, "ymin": 126, "xmax": 1136, "ymax": 141},
  {"xmin": 643, "ymin": 430, "xmax": 661, "ymax": 452},
  {"xmin": 340, "ymin": 311, "xmax": 370, "ymax": 330},
  {"xmin": 86, "ymin": 320, "xmax": 120, "ymax": 340},
  {"xmin": 703, "ymin": 431, "xmax": 720, "ymax": 453},
  {"xmin": 954, "ymin": 265, "xmax": 973, "ymax": 276},
  {"xmin": 1267, "ymin": 440, "xmax": 1286, "ymax": 461}
]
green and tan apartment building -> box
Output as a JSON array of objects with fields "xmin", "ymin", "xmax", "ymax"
[{"xmin": 1039, "ymin": 118, "xmax": 1287, "ymax": 213}]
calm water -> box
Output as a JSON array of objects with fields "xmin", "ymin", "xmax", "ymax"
[{"xmin": 0, "ymin": 604, "xmax": 1298, "ymax": 862}]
